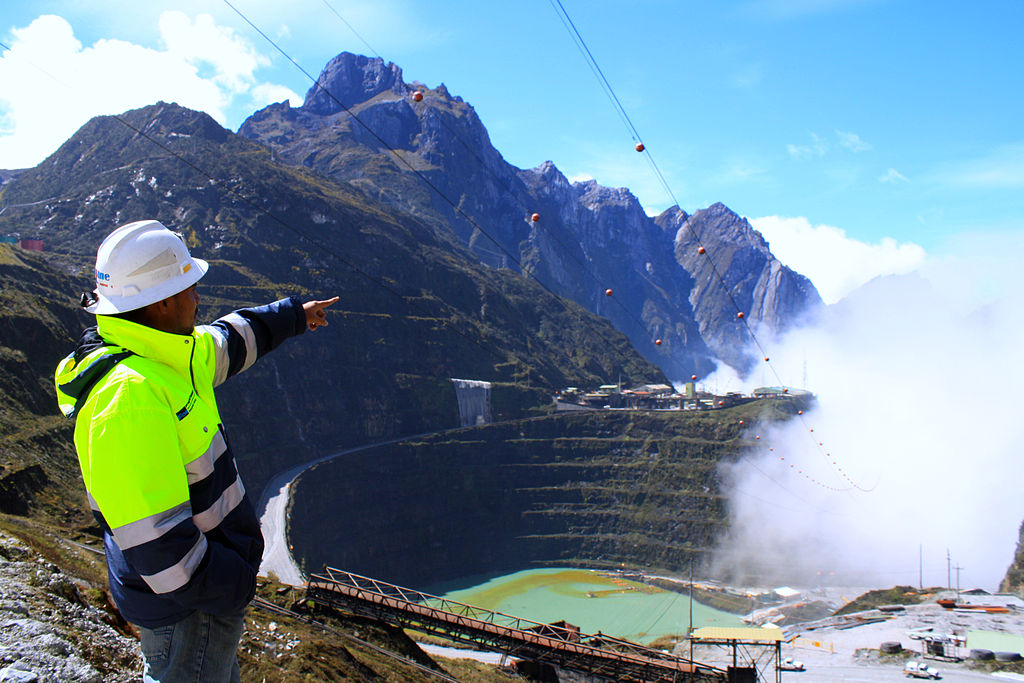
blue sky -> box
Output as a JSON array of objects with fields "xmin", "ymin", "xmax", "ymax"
[{"xmin": 2, "ymin": 1, "xmax": 1022, "ymax": 301}]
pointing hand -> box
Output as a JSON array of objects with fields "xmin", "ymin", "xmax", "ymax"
[{"xmin": 303, "ymin": 296, "xmax": 339, "ymax": 331}]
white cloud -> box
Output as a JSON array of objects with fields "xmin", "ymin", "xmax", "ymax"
[
  {"xmin": 788, "ymin": 130, "xmax": 873, "ymax": 160},
  {"xmin": 751, "ymin": 215, "xmax": 926, "ymax": 304},
  {"xmin": 836, "ymin": 129, "xmax": 870, "ymax": 152},
  {"xmin": 0, "ymin": 13, "xmax": 300, "ymax": 169},
  {"xmin": 158, "ymin": 12, "xmax": 266, "ymax": 93},
  {"xmin": 568, "ymin": 173, "xmax": 594, "ymax": 183},
  {"xmin": 710, "ymin": 237, "xmax": 1024, "ymax": 589},
  {"xmin": 786, "ymin": 132, "xmax": 827, "ymax": 159},
  {"xmin": 879, "ymin": 167, "xmax": 908, "ymax": 183},
  {"xmin": 250, "ymin": 83, "xmax": 303, "ymax": 109}
]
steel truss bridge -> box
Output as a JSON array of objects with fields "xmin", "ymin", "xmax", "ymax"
[{"xmin": 307, "ymin": 567, "xmax": 729, "ymax": 682}]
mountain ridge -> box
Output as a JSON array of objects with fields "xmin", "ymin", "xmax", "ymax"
[
  {"xmin": 239, "ymin": 51, "xmax": 824, "ymax": 381},
  {"xmin": 0, "ymin": 101, "xmax": 665, "ymax": 510}
]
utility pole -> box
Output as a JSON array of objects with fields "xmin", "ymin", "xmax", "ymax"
[
  {"xmin": 953, "ymin": 563, "xmax": 964, "ymax": 599},
  {"xmin": 688, "ymin": 559, "xmax": 694, "ymax": 636},
  {"xmin": 946, "ymin": 549, "xmax": 951, "ymax": 590},
  {"xmin": 688, "ymin": 559, "xmax": 695, "ymax": 665},
  {"xmin": 919, "ymin": 544, "xmax": 923, "ymax": 590}
]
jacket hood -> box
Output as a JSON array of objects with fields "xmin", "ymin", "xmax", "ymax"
[
  {"xmin": 73, "ymin": 326, "xmax": 107, "ymax": 364},
  {"xmin": 55, "ymin": 326, "xmax": 134, "ymax": 418}
]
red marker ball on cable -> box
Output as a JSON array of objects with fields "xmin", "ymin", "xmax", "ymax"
[
  {"xmin": 412, "ymin": 90, "xmax": 423, "ymax": 102},
  {"xmin": 605, "ymin": 288, "xmax": 613, "ymax": 296},
  {"xmin": 655, "ymin": 338, "xmax": 662, "ymax": 346},
  {"xmin": 635, "ymin": 142, "xmax": 645, "ymax": 152},
  {"xmin": 531, "ymin": 212, "xmax": 540, "ymax": 222},
  {"xmin": 697, "ymin": 246, "xmax": 706, "ymax": 255}
]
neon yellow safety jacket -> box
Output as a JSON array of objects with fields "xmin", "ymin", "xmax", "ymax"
[{"xmin": 55, "ymin": 297, "xmax": 305, "ymax": 628}]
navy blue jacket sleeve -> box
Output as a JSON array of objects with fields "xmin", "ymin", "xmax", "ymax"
[{"xmin": 199, "ymin": 296, "xmax": 306, "ymax": 387}]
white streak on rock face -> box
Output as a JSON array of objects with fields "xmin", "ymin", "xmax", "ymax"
[
  {"xmin": 270, "ymin": 360, "xmax": 304, "ymax": 443},
  {"xmin": 451, "ymin": 378, "xmax": 492, "ymax": 427}
]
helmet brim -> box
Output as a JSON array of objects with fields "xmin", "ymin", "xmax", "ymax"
[{"xmin": 88, "ymin": 257, "xmax": 209, "ymax": 315}]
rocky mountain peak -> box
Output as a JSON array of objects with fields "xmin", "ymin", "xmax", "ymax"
[
  {"xmin": 679, "ymin": 201, "xmax": 768, "ymax": 250},
  {"xmin": 302, "ymin": 52, "xmax": 406, "ymax": 115},
  {"xmin": 661, "ymin": 202, "xmax": 822, "ymax": 371},
  {"xmin": 529, "ymin": 160, "xmax": 570, "ymax": 190},
  {"xmin": 655, "ymin": 205, "xmax": 689, "ymax": 234},
  {"xmin": 239, "ymin": 50, "xmax": 824, "ymax": 380},
  {"xmin": 574, "ymin": 180, "xmax": 641, "ymax": 212},
  {"xmin": 517, "ymin": 161, "xmax": 574, "ymax": 207}
]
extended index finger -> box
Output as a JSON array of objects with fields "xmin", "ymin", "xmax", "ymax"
[{"xmin": 316, "ymin": 296, "xmax": 340, "ymax": 310}]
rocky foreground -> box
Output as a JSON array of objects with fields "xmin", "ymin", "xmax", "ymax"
[
  {"xmin": 0, "ymin": 528, "xmax": 139, "ymax": 682},
  {"xmin": 0, "ymin": 523, "xmax": 514, "ymax": 682},
  {"xmin": 5, "ymin": 519, "xmax": 1024, "ymax": 683}
]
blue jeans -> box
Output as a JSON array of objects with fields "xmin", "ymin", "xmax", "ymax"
[{"xmin": 137, "ymin": 611, "xmax": 244, "ymax": 683}]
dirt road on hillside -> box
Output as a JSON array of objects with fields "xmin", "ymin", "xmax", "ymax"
[{"xmin": 256, "ymin": 433, "xmax": 432, "ymax": 585}]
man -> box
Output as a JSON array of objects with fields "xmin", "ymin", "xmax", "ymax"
[{"xmin": 54, "ymin": 220, "xmax": 337, "ymax": 682}]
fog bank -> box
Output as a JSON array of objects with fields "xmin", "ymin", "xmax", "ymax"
[{"xmin": 709, "ymin": 235, "xmax": 1024, "ymax": 590}]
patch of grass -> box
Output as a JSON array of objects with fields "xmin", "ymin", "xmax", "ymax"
[
  {"xmin": 835, "ymin": 586, "xmax": 940, "ymax": 615},
  {"xmin": 0, "ymin": 514, "xmax": 108, "ymax": 587},
  {"xmin": 244, "ymin": 578, "xmax": 518, "ymax": 682}
]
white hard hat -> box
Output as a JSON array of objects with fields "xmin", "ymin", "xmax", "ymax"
[{"xmin": 87, "ymin": 220, "xmax": 208, "ymax": 314}]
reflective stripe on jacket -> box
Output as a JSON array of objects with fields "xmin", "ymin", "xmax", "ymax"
[{"xmin": 54, "ymin": 297, "xmax": 306, "ymax": 628}]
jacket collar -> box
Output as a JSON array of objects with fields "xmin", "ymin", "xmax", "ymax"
[{"xmin": 96, "ymin": 315, "xmax": 197, "ymax": 373}]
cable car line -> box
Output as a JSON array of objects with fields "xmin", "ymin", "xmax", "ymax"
[
  {"xmin": 0, "ymin": 38, "xmax": 540, "ymax": 376},
  {"xmin": 547, "ymin": 0, "xmax": 778, "ymax": 378},
  {"xmin": 543, "ymin": 2, "xmax": 869, "ymax": 494},
  {"xmin": 4, "ymin": 6, "xmax": 865, "ymax": 494},
  {"xmin": 253, "ymin": 4, "xmax": 881, "ymax": 499},
  {"xmin": 303, "ymin": 1, "xmax": 683, "ymax": 355},
  {"xmin": 548, "ymin": 0, "xmax": 641, "ymax": 144},
  {"xmin": 318, "ymin": 0, "xmax": 381, "ymax": 60},
  {"xmin": 222, "ymin": 0, "xmax": 680, "ymax": 382}
]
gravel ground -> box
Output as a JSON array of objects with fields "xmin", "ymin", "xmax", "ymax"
[
  {"xmin": 0, "ymin": 531, "xmax": 141, "ymax": 683},
  {"xmin": 685, "ymin": 589, "xmax": 1024, "ymax": 682}
]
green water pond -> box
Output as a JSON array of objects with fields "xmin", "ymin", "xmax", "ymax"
[{"xmin": 432, "ymin": 567, "xmax": 742, "ymax": 645}]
